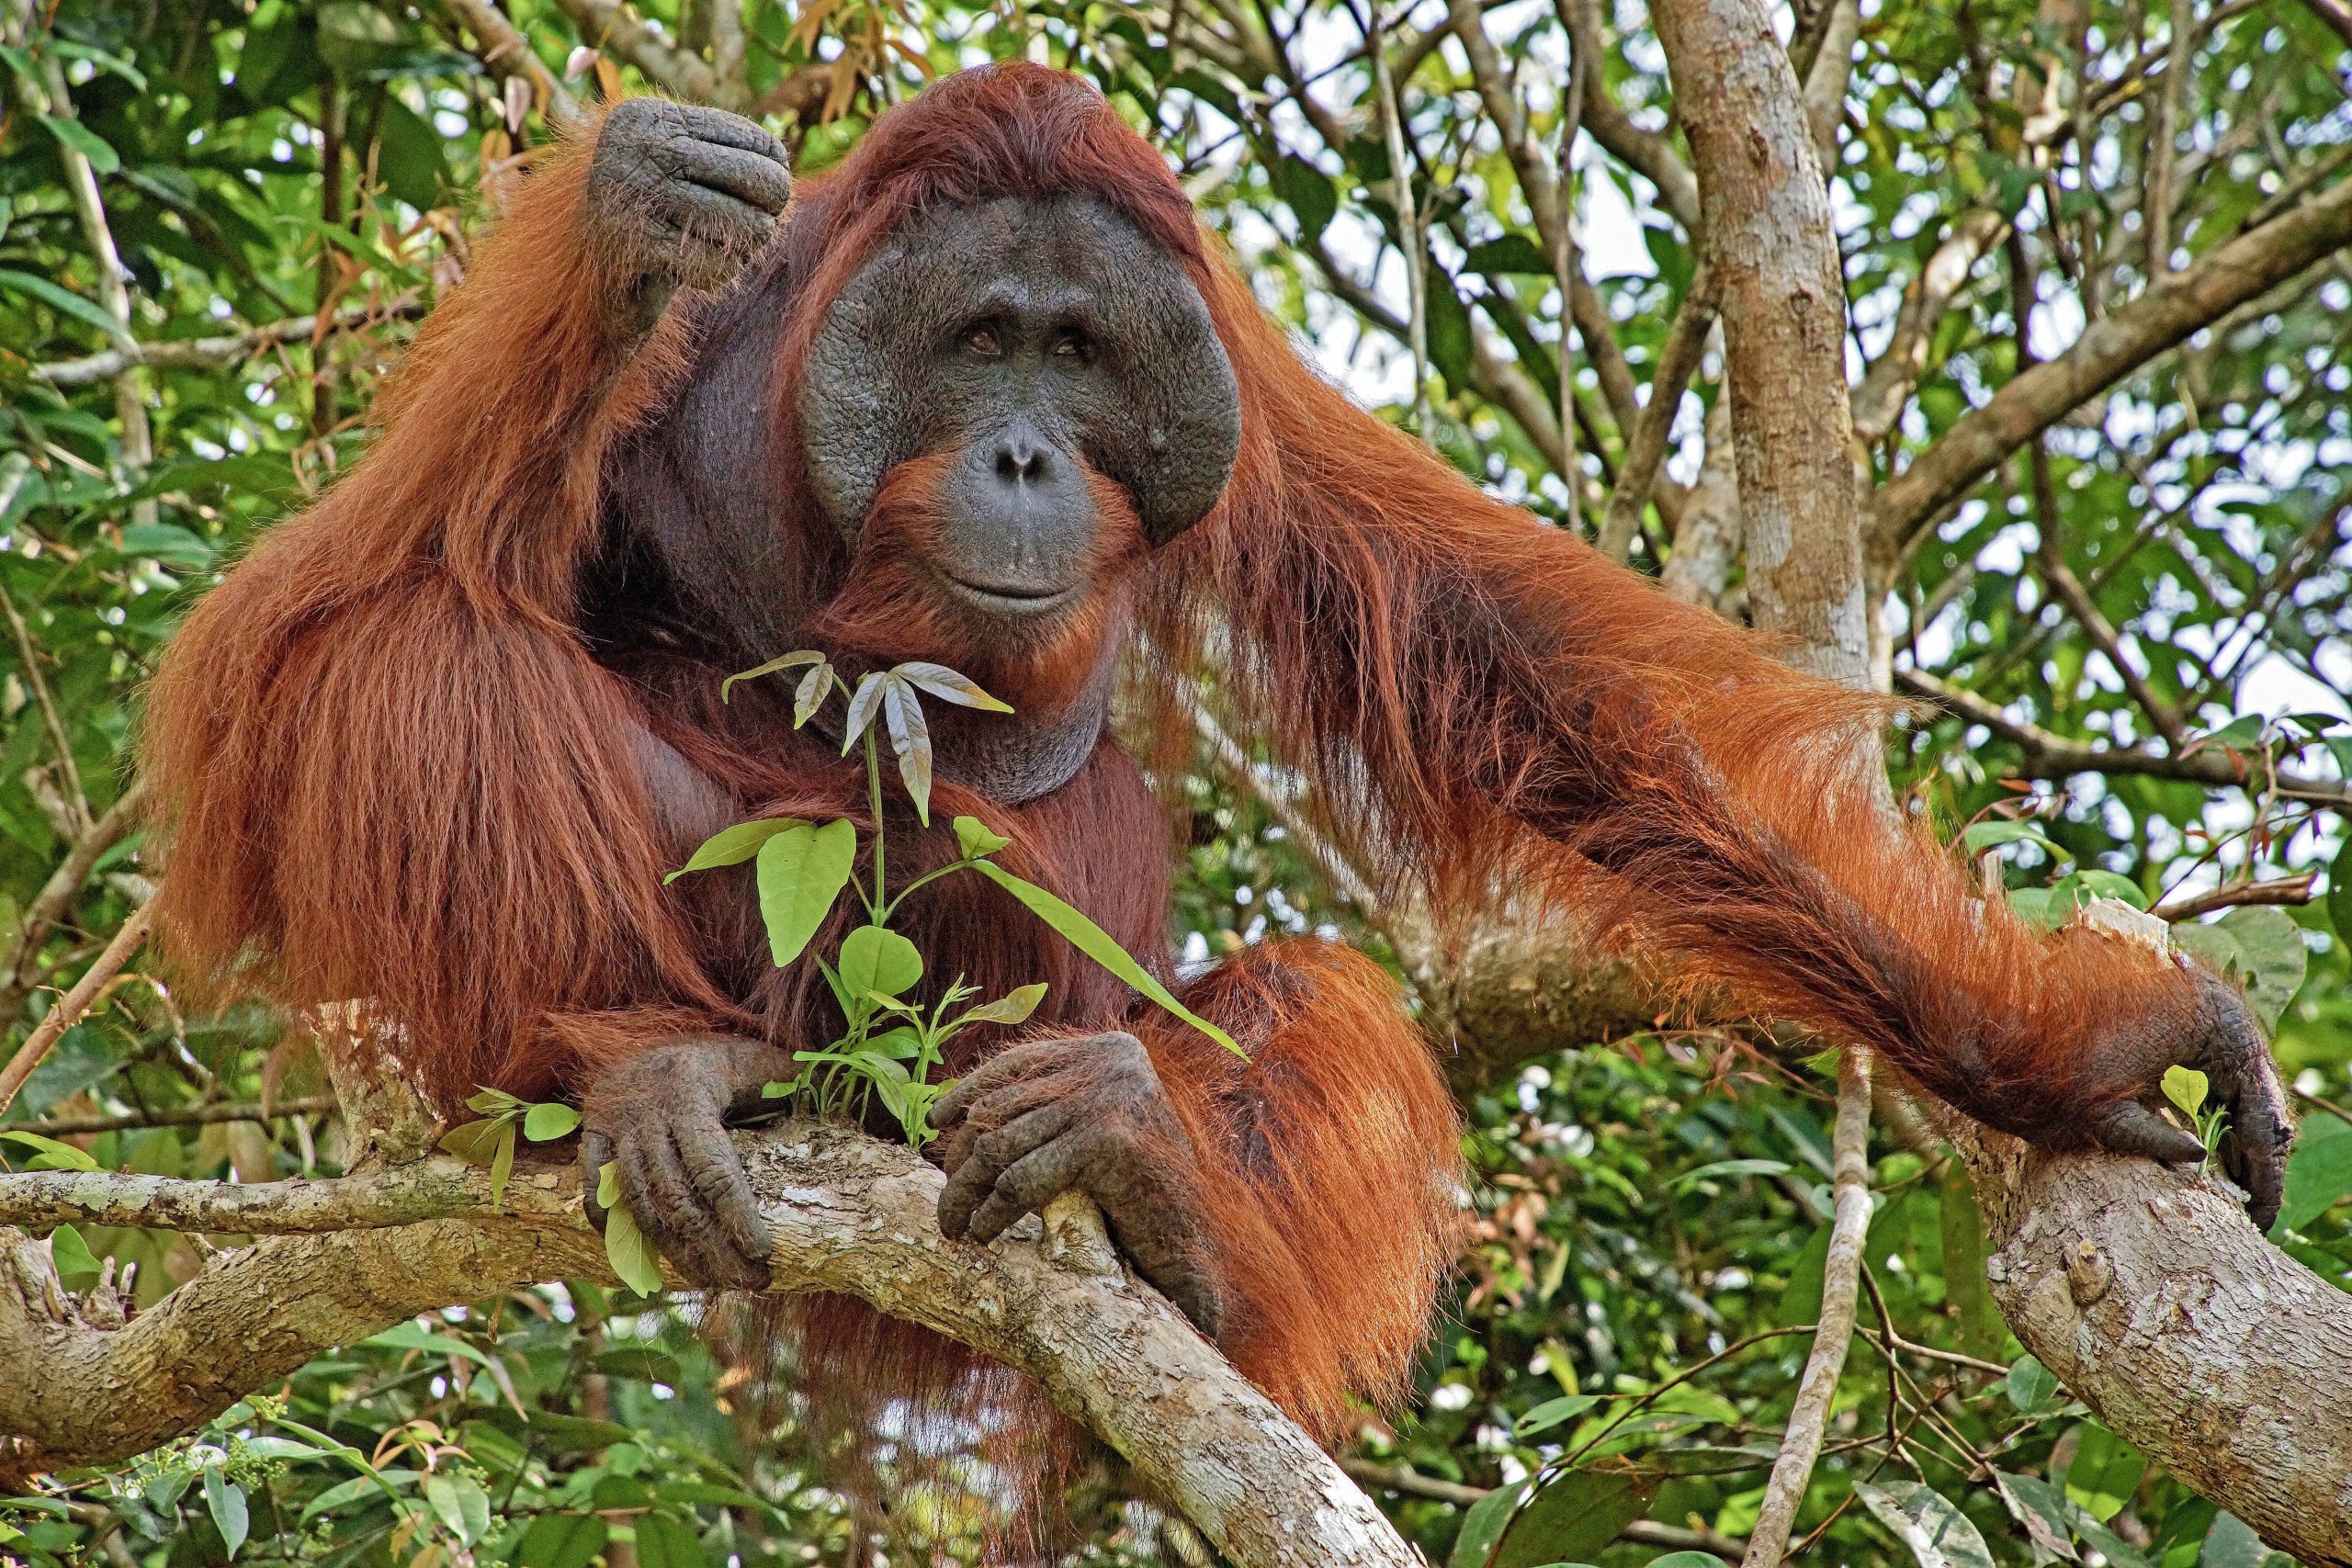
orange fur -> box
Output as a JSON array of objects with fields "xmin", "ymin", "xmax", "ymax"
[{"xmin": 144, "ymin": 61, "xmax": 2203, "ymax": 1532}]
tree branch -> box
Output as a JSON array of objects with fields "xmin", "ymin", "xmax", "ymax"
[
  {"xmin": 1597, "ymin": 264, "xmax": 1716, "ymax": 561},
  {"xmin": 0, "ymin": 1122, "xmax": 1420, "ymax": 1568},
  {"xmin": 0, "ymin": 904, "xmax": 154, "ymax": 1119},
  {"xmin": 1651, "ymin": 0, "xmax": 1870, "ymax": 685},
  {"xmin": 30, "ymin": 304, "xmax": 424, "ymax": 389},
  {"xmin": 1870, "ymin": 176, "xmax": 2352, "ymax": 548},
  {"xmin": 1894, "ymin": 666, "xmax": 2351, "ymax": 806},
  {"xmin": 436, "ymin": 0, "xmax": 576, "ymax": 121},
  {"xmin": 551, "ymin": 0, "xmax": 746, "ymax": 111},
  {"xmin": 1739, "ymin": 1046, "xmax": 1871, "ymax": 1568}
]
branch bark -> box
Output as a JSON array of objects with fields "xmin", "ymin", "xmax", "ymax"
[
  {"xmin": 1651, "ymin": 0, "xmax": 1869, "ymax": 685},
  {"xmin": 31, "ymin": 303, "xmax": 424, "ymax": 389},
  {"xmin": 0, "ymin": 1123, "xmax": 1420, "ymax": 1568}
]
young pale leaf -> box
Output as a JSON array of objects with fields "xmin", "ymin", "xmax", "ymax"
[
  {"xmin": 954, "ymin": 815, "xmax": 1012, "ymax": 860},
  {"xmin": 970, "ymin": 861, "xmax": 1241, "ymax": 1055},
  {"xmin": 489, "ymin": 1121, "xmax": 517, "ymax": 1207},
  {"xmin": 720, "ymin": 649, "xmax": 825, "ymax": 704},
  {"xmin": 0, "ymin": 1129, "xmax": 99, "ymax": 1171},
  {"xmin": 957, "ymin": 981, "xmax": 1047, "ymax": 1028},
  {"xmin": 465, "ymin": 1087, "xmax": 522, "ymax": 1115},
  {"xmin": 883, "ymin": 675, "xmax": 935, "ymax": 823},
  {"xmin": 437, "ymin": 1115, "xmax": 514, "ymax": 1167},
  {"xmin": 203, "ymin": 1464, "xmax": 250, "ymax": 1559},
  {"xmin": 603, "ymin": 1196, "xmax": 666, "ymax": 1295},
  {"xmin": 866, "ymin": 1026, "xmax": 925, "ymax": 1059},
  {"xmin": 522, "ymin": 1101, "xmax": 582, "ymax": 1141},
  {"xmin": 2161, "ymin": 1066, "xmax": 2211, "ymax": 1120},
  {"xmin": 893, "ymin": 660, "xmax": 1014, "ymax": 712},
  {"xmin": 839, "ymin": 924, "xmax": 924, "ymax": 998},
  {"xmin": 755, "ymin": 818, "xmax": 858, "ymax": 966},
  {"xmin": 1510, "ymin": 1393, "xmax": 1601, "ymax": 1438},
  {"xmin": 665, "ymin": 818, "xmax": 807, "ymax": 883},
  {"xmin": 596, "ymin": 1159, "xmax": 620, "ymax": 1209},
  {"xmin": 794, "ymin": 660, "xmax": 833, "ymax": 728},
  {"xmin": 841, "ymin": 671, "xmax": 888, "ymax": 752}
]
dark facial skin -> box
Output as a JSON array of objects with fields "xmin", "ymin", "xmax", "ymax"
[
  {"xmin": 571, "ymin": 110, "xmax": 1237, "ymax": 1334},
  {"xmin": 798, "ymin": 195, "xmax": 1242, "ymax": 588}
]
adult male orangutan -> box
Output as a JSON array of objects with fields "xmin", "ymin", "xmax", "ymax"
[{"xmin": 145, "ymin": 62, "xmax": 2289, "ymax": 1493}]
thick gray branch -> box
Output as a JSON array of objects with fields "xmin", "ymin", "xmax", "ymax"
[
  {"xmin": 0, "ymin": 1124, "xmax": 1417, "ymax": 1568},
  {"xmin": 1871, "ymin": 177, "xmax": 2352, "ymax": 548}
]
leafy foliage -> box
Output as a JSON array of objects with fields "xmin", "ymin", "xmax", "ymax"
[{"xmin": 0, "ymin": 0, "xmax": 2346, "ymax": 1562}]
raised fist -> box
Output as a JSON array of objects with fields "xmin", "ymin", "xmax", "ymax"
[{"xmin": 585, "ymin": 98, "xmax": 791, "ymax": 305}]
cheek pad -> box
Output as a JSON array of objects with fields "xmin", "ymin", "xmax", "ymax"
[{"xmin": 797, "ymin": 203, "xmax": 1241, "ymax": 547}]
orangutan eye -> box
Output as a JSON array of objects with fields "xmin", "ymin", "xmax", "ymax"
[
  {"xmin": 1051, "ymin": 329, "xmax": 1091, "ymax": 363},
  {"xmin": 964, "ymin": 323, "xmax": 1003, "ymax": 356}
]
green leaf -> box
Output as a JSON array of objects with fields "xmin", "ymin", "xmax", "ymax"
[
  {"xmin": 203, "ymin": 1464, "xmax": 249, "ymax": 1559},
  {"xmin": 2273, "ymin": 1114, "xmax": 2352, "ymax": 1235},
  {"xmin": 423, "ymin": 1471, "xmax": 491, "ymax": 1546},
  {"xmin": 1998, "ymin": 1471, "xmax": 2150, "ymax": 1568},
  {"xmin": 604, "ymin": 1196, "xmax": 666, "ymax": 1295},
  {"xmin": 1667, "ymin": 1157, "xmax": 1792, "ymax": 1191},
  {"xmin": 437, "ymin": 1114, "xmax": 514, "ymax": 1166},
  {"xmin": 754, "ymin": 819, "xmax": 857, "ymax": 966},
  {"xmin": 1493, "ymin": 1466, "xmax": 1655, "ymax": 1568},
  {"xmin": 957, "ymin": 982, "xmax": 1047, "ymax": 1028},
  {"xmin": 2062, "ymin": 1423, "xmax": 2145, "ymax": 1522},
  {"xmin": 2068, "ymin": 870, "xmax": 2149, "ymax": 909},
  {"xmin": 2161, "ymin": 1066, "xmax": 2211, "ymax": 1119},
  {"xmin": 36, "ymin": 113, "xmax": 119, "ymax": 175},
  {"xmin": 1446, "ymin": 1477, "xmax": 1531, "ymax": 1568},
  {"xmin": 1961, "ymin": 819, "xmax": 2065, "ymax": 858},
  {"xmin": 2006, "ymin": 1354, "xmax": 2063, "ymax": 1415},
  {"xmin": 360, "ymin": 1320, "xmax": 497, "ymax": 1369},
  {"xmin": 465, "ymin": 1087, "xmax": 523, "ymax": 1114},
  {"xmin": 882, "ymin": 675, "xmax": 935, "ymax": 824},
  {"xmin": 892, "ymin": 660, "xmax": 1013, "ymax": 712},
  {"xmin": 970, "ymin": 860, "xmax": 1241, "ymax": 1056},
  {"xmin": 47, "ymin": 1223, "xmax": 98, "ymax": 1284},
  {"xmin": 1641, "ymin": 1556, "xmax": 1724, "ymax": 1568},
  {"xmin": 1512, "ymin": 1393, "xmax": 1602, "ymax": 1437},
  {"xmin": 522, "ymin": 1101, "xmax": 581, "ymax": 1141},
  {"xmin": 865, "ymin": 1025, "xmax": 924, "ymax": 1059},
  {"xmin": 954, "ymin": 815, "xmax": 1012, "ymax": 860},
  {"xmin": 838, "ymin": 924, "xmax": 923, "ymax": 999},
  {"xmin": 114, "ymin": 522, "xmax": 216, "ymax": 566},
  {"xmin": 596, "ymin": 1159, "xmax": 620, "ymax": 1209},
  {"xmin": 0, "ymin": 267, "xmax": 134, "ymax": 346},
  {"xmin": 1269, "ymin": 155, "xmax": 1339, "ymax": 242},
  {"xmin": 720, "ymin": 649, "xmax": 825, "ymax": 703},
  {"xmin": 2203, "ymin": 1513, "xmax": 2285, "ymax": 1568},
  {"xmin": 489, "ymin": 1119, "xmax": 516, "ymax": 1206},
  {"xmin": 632, "ymin": 1512, "xmax": 708, "ymax": 1568},
  {"xmin": 0, "ymin": 1129, "xmax": 99, "ymax": 1171},
  {"xmin": 514, "ymin": 1513, "xmax": 610, "ymax": 1568},
  {"xmin": 2215, "ymin": 907, "xmax": 2307, "ymax": 1029},
  {"xmin": 665, "ymin": 818, "xmax": 808, "ymax": 883},
  {"xmin": 1855, "ymin": 1480, "xmax": 1996, "ymax": 1568}
]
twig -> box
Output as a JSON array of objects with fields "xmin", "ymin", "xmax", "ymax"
[
  {"xmin": 2155, "ymin": 874, "xmax": 2320, "ymax": 921},
  {"xmin": 1741, "ymin": 1045, "xmax": 1871, "ymax": 1568},
  {"xmin": 21, "ymin": 1096, "xmax": 339, "ymax": 1137},
  {"xmin": 1895, "ymin": 667, "xmax": 2350, "ymax": 807},
  {"xmin": 1555, "ymin": 0, "xmax": 1590, "ymax": 531},
  {"xmin": 0, "ymin": 566, "xmax": 89, "ymax": 838},
  {"xmin": 30, "ymin": 302, "xmax": 424, "ymax": 389},
  {"xmin": 1597, "ymin": 265, "xmax": 1717, "ymax": 560},
  {"xmin": 436, "ymin": 0, "xmax": 576, "ymax": 121},
  {"xmin": 2143, "ymin": 0, "xmax": 2192, "ymax": 276},
  {"xmin": 2, "ymin": 775, "xmax": 149, "ymax": 1001},
  {"xmin": 0, "ymin": 903, "xmax": 154, "ymax": 1119},
  {"xmin": 1369, "ymin": 3, "xmax": 1433, "ymax": 446},
  {"xmin": 549, "ymin": 0, "xmax": 744, "ymax": 110}
]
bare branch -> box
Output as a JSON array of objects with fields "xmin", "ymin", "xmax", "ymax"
[
  {"xmin": 24, "ymin": 1096, "xmax": 339, "ymax": 1137},
  {"xmin": 1849, "ymin": 210, "xmax": 2007, "ymax": 446},
  {"xmin": 2154, "ymin": 874, "xmax": 2320, "ymax": 921},
  {"xmin": 1740, "ymin": 1047, "xmax": 1871, "ymax": 1568},
  {"xmin": 0, "ymin": 1123, "xmax": 1420, "ymax": 1568},
  {"xmin": 0, "ymin": 1156, "xmax": 483, "ymax": 1235},
  {"xmin": 0, "ymin": 904, "xmax": 155, "ymax": 1119},
  {"xmin": 1894, "ymin": 666, "xmax": 2351, "ymax": 806},
  {"xmin": 31, "ymin": 303, "xmax": 424, "ymax": 389},
  {"xmin": 1552, "ymin": 0, "xmax": 1702, "ymax": 232},
  {"xmin": 437, "ymin": 0, "xmax": 576, "ymax": 120},
  {"xmin": 1597, "ymin": 264, "xmax": 1716, "ymax": 560},
  {"xmin": 0, "ymin": 775, "xmax": 148, "ymax": 1006},
  {"xmin": 550, "ymin": 0, "xmax": 745, "ymax": 109},
  {"xmin": 1871, "ymin": 176, "xmax": 2352, "ymax": 549}
]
